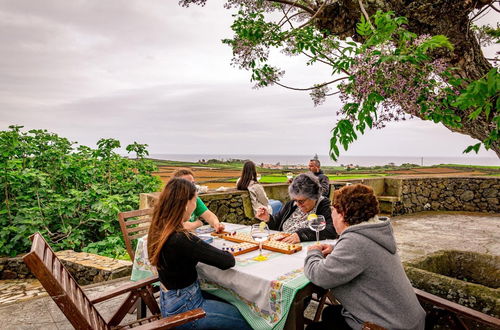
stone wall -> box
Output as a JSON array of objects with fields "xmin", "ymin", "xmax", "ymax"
[
  {"xmin": 139, "ymin": 182, "xmax": 341, "ymax": 222},
  {"xmin": 140, "ymin": 183, "xmax": 299, "ymax": 225},
  {"xmin": 141, "ymin": 176, "xmax": 498, "ymax": 218},
  {"xmin": 397, "ymin": 177, "xmax": 499, "ymax": 215},
  {"xmin": 346, "ymin": 176, "xmax": 499, "ymax": 215},
  {"xmin": 0, "ymin": 251, "xmax": 132, "ymax": 285}
]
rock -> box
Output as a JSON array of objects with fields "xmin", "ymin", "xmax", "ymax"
[
  {"xmin": 486, "ymin": 198, "xmax": 498, "ymax": 206},
  {"xmin": 483, "ymin": 188, "xmax": 498, "ymax": 198},
  {"xmin": 2, "ymin": 269, "xmax": 17, "ymax": 279},
  {"xmin": 460, "ymin": 191, "xmax": 474, "ymax": 202}
]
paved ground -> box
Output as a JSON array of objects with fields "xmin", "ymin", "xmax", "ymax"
[{"xmin": 1, "ymin": 211, "xmax": 498, "ymax": 329}]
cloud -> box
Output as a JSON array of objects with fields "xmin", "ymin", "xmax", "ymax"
[{"xmin": 0, "ymin": 0, "xmax": 498, "ymax": 162}]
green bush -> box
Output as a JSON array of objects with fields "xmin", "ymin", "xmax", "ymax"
[{"xmin": 0, "ymin": 125, "xmax": 161, "ymax": 257}]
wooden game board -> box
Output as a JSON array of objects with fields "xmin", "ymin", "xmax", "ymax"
[
  {"xmin": 217, "ymin": 231, "xmax": 302, "ymax": 255},
  {"xmin": 219, "ymin": 232, "xmax": 257, "ymax": 244},
  {"xmin": 211, "ymin": 230, "xmax": 230, "ymax": 238},
  {"xmin": 221, "ymin": 242, "xmax": 259, "ymax": 256},
  {"xmin": 262, "ymin": 239, "xmax": 302, "ymax": 254}
]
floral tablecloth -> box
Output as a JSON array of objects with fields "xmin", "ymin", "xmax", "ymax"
[{"xmin": 130, "ymin": 223, "xmax": 335, "ymax": 330}]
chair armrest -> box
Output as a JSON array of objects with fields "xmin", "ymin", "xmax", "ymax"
[
  {"xmin": 90, "ymin": 276, "xmax": 159, "ymax": 304},
  {"xmin": 414, "ymin": 288, "xmax": 500, "ymax": 327},
  {"xmin": 132, "ymin": 308, "xmax": 206, "ymax": 330}
]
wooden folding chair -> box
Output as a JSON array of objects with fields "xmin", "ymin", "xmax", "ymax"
[
  {"xmin": 23, "ymin": 232, "xmax": 205, "ymax": 329},
  {"xmin": 118, "ymin": 208, "xmax": 153, "ymax": 261}
]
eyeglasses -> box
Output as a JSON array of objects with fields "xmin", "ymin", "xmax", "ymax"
[{"xmin": 294, "ymin": 198, "xmax": 309, "ymax": 205}]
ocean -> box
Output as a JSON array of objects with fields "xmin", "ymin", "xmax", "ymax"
[{"xmin": 149, "ymin": 154, "xmax": 499, "ymax": 167}]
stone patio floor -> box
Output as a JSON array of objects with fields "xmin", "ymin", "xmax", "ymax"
[{"xmin": 1, "ymin": 211, "xmax": 498, "ymax": 329}]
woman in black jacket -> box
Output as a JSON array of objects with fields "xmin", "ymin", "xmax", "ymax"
[
  {"xmin": 147, "ymin": 178, "xmax": 250, "ymax": 329},
  {"xmin": 256, "ymin": 173, "xmax": 337, "ymax": 243}
]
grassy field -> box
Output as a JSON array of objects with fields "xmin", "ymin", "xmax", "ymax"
[{"xmin": 151, "ymin": 159, "xmax": 500, "ymax": 188}]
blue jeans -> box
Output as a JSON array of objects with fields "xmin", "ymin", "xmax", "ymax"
[
  {"xmin": 269, "ymin": 199, "xmax": 283, "ymax": 215},
  {"xmin": 160, "ymin": 281, "xmax": 251, "ymax": 329}
]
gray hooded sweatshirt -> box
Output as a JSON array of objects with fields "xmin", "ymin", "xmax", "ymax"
[{"xmin": 304, "ymin": 217, "xmax": 426, "ymax": 330}]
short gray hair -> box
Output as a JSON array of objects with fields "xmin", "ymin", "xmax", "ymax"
[{"xmin": 289, "ymin": 173, "xmax": 321, "ymax": 200}]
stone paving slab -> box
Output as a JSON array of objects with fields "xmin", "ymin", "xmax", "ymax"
[
  {"xmin": 0, "ymin": 279, "xmax": 46, "ymax": 306},
  {"xmin": 1, "ymin": 278, "xmax": 137, "ymax": 330},
  {"xmin": 392, "ymin": 211, "xmax": 500, "ymax": 262}
]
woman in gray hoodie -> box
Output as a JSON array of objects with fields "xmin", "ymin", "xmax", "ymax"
[{"xmin": 304, "ymin": 184, "xmax": 426, "ymax": 330}]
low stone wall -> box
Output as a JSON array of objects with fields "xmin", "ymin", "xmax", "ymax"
[
  {"xmin": 140, "ymin": 176, "xmax": 499, "ymax": 219},
  {"xmin": 139, "ymin": 182, "xmax": 341, "ymax": 223},
  {"xmin": 398, "ymin": 176, "xmax": 499, "ymax": 215},
  {"xmin": 348, "ymin": 176, "xmax": 499, "ymax": 215},
  {"xmin": 140, "ymin": 183, "xmax": 298, "ymax": 225},
  {"xmin": 0, "ymin": 251, "xmax": 132, "ymax": 285},
  {"xmin": 404, "ymin": 250, "xmax": 500, "ymax": 317}
]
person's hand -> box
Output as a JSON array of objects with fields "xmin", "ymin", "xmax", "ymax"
[
  {"xmin": 308, "ymin": 243, "xmax": 332, "ymax": 256},
  {"xmin": 307, "ymin": 244, "xmax": 323, "ymax": 252},
  {"xmin": 213, "ymin": 221, "xmax": 225, "ymax": 233},
  {"xmin": 255, "ymin": 206, "xmax": 270, "ymax": 222},
  {"xmin": 281, "ymin": 233, "xmax": 300, "ymax": 244},
  {"xmin": 321, "ymin": 244, "xmax": 333, "ymax": 257}
]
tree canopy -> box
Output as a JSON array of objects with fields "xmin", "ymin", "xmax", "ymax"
[{"xmin": 181, "ymin": 0, "xmax": 499, "ymax": 159}]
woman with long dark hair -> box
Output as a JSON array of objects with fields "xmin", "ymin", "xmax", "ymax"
[
  {"xmin": 148, "ymin": 178, "xmax": 250, "ymax": 329},
  {"xmin": 237, "ymin": 160, "xmax": 282, "ymax": 215}
]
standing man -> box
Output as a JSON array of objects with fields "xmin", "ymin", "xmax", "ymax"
[
  {"xmin": 172, "ymin": 168, "xmax": 225, "ymax": 232},
  {"xmin": 308, "ymin": 159, "xmax": 330, "ymax": 198}
]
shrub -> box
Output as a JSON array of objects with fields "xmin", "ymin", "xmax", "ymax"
[{"xmin": 0, "ymin": 125, "xmax": 161, "ymax": 257}]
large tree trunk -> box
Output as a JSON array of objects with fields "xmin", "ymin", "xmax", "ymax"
[{"xmin": 315, "ymin": 0, "xmax": 499, "ymax": 157}]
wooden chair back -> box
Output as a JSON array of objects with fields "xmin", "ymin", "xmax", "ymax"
[
  {"xmin": 118, "ymin": 208, "xmax": 153, "ymax": 260},
  {"xmin": 23, "ymin": 232, "xmax": 206, "ymax": 329},
  {"xmin": 23, "ymin": 233, "xmax": 108, "ymax": 330}
]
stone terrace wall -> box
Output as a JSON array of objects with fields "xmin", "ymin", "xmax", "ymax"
[
  {"xmin": 398, "ymin": 176, "xmax": 499, "ymax": 214},
  {"xmin": 141, "ymin": 177, "xmax": 499, "ymax": 219},
  {"xmin": 141, "ymin": 183, "xmax": 301, "ymax": 224},
  {"xmin": 0, "ymin": 251, "xmax": 132, "ymax": 284}
]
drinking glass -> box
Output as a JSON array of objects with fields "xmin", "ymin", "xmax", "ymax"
[
  {"xmin": 251, "ymin": 223, "xmax": 270, "ymax": 261},
  {"xmin": 286, "ymin": 172, "xmax": 293, "ymax": 180},
  {"xmin": 256, "ymin": 174, "xmax": 262, "ymax": 182},
  {"xmin": 308, "ymin": 215, "xmax": 326, "ymax": 245}
]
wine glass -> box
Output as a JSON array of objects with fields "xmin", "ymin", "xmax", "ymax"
[
  {"xmin": 251, "ymin": 223, "xmax": 270, "ymax": 261},
  {"xmin": 308, "ymin": 215, "xmax": 326, "ymax": 245},
  {"xmin": 256, "ymin": 174, "xmax": 262, "ymax": 182},
  {"xmin": 286, "ymin": 172, "xmax": 293, "ymax": 181}
]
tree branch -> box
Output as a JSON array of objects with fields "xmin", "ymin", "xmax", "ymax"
[
  {"xmin": 266, "ymin": 0, "xmax": 316, "ymax": 15},
  {"xmin": 273, "ymin": 76, "xmax": 348, "ymax": 91},
  {"xmin": 489, "ymin": 3, "xmax": 500, "ymax": 12},
  {"xmin": 296, "ymin": 0, "xmax": 328, "ymax": 30},
  {"xmin": 358, "ymin": 0, "xmax": 375, "ymax": 30}
]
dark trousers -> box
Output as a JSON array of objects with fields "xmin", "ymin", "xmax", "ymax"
[{"xmin": 306, "ymin": 305, "xmax": 351, "ymax": 330}]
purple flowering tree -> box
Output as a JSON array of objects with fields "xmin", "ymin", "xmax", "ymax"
[{"xmin": 180, "ymin": 0, "xmax": 499, "ymax": 158}]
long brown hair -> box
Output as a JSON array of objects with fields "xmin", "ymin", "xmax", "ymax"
[
  {"xmin": 147, "ymin": 178, "xmax": 197, "ymax": 266},
  {"xmin": 237, "ymin": 161, "xmax": 257, "ymax": 190}
]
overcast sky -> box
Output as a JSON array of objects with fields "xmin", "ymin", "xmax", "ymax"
[{"xmin": 0, "ymin": 0, "xmax": 498, "ymax": 161}]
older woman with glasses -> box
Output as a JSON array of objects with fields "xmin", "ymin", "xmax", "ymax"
[{"xmin": 256, "ymin": 173, "xmax": 337, "ymax": 244}]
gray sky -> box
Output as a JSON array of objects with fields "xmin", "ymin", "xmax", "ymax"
[{"xmin": 0, "ymin": 0, "xmax": 498, "ymax": 159}]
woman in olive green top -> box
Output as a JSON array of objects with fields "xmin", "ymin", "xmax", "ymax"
[{"xmin": 172, "ymin": 168, "xmax": 224, "ymax": 232}]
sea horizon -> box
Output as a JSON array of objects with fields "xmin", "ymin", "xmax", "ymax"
[{"xmin": 149, "ymin": 154, "xmax": 500, "ymax": 167}]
